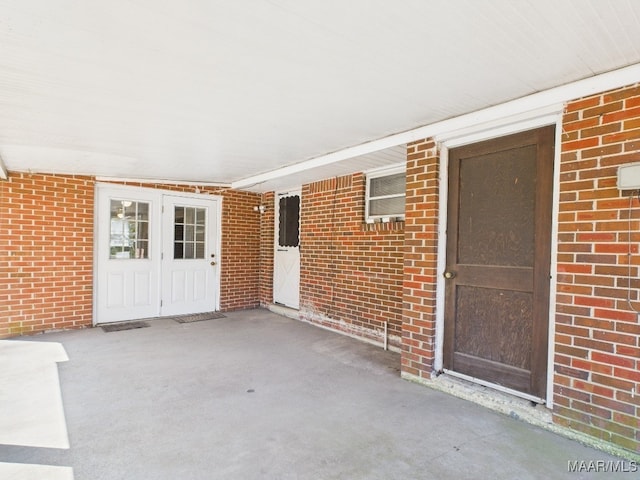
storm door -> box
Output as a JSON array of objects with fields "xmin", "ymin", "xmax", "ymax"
[
  {"xmin": 443, "ymin": 126, "xmax": 554, "ymax": 399},
  {"xmin": 274, "ymin": 191, "xmax": 301, "ymax": 308}
]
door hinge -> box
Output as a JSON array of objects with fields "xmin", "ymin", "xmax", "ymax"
[{"xmin": 160, "ymin": 300, "xmax": 163, "ymax": 307}]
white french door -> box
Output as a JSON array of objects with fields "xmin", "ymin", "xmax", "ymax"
[
  {"xmin": 95, "ymin": 185, "xmax": 220, "ymax": 324},
  {"xmin": 96, "ymin": 185, "xmax": 161, "ymax": 323},
  {"xmin": 160, "ymin": 195, "xmax": 219, "ymax": 316},
  {"xmin": 273, "ymin": 190, "xmax": 301, "ymax": 309}
]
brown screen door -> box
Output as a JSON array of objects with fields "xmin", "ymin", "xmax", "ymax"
[{"xmin": 443, "ymin": 126, "xmax": 554, "ymax": 399}]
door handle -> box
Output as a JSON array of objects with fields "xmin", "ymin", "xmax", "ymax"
[
  {"xmin": 443, "ymin": 271, "xmax": 456, "ymax": 279},
  {"xmin": 210, "ymin": 261, "xmax": 217, "ymax": 266},
  {"xmin": 277, "ymin": 248, "xmax": 288, "ymax": 252}
]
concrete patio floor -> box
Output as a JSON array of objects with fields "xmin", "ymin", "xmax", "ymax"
[{"xmin": 0, "ymin": 308, "xmax": 635, "ymax": 479}]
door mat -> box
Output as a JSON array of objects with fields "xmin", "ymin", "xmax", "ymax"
[
  {"xmin": 172, "ymin": 312, "xmax": 226, "ymax": 324},
  {"xmin": 101, "ymin": 321, "xmax": 150, "ymax": 333}
]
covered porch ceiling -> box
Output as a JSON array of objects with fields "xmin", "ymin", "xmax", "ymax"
[{"xmin": 1, "ymin": 1, "xmax": 640, "ymax": 192}]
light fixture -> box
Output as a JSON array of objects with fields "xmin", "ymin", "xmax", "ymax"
[{"xmin": 618, "ymin": 162, "xmax": 640, "ymax": 190}]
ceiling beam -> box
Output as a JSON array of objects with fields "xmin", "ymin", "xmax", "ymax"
[{"xmin": 95, "ymin": 176, "xmax": 231, "ymax": 189}]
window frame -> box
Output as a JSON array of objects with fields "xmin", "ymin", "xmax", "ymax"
[
  {"xmin": 108, "ymin": 198, "xmax": 150, "ymax": 260},
  {"xmin": 364, "ymin": 164, "xmax": 406, "ymax": 222},
  {"xmin": 173, "ymin": 205, "xmax": 207, "ymax": 260}
]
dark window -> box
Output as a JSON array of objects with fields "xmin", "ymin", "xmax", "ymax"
[
  {"xmin": 174, "ymin": 206, "xmax": 206, "ymax": 259},
  {"xmin": 279, "ymin": 195, "xmax": 300, "ymax": 247}
]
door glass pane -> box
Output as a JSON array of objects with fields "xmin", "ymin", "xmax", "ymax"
[
  {"xmin": 175, "ymin": 207, "xmax": 185, "ymax": 223},
  {"xmin": 137, "ymin": 240, "xmax": 148, "ymax": 258},
  {"xmin": 195, "ymin": 242, "xmax": 205, "ymax": 259},
  {"xmin": 185, "ymin": 225, "xmax": 194, "ymax": 242},
  {"xmin": 174, "ymin": 206, "xmax": 206, "ymax": 259},
  {"xmin": 109, "ymin": 199, "xmax": 150, "ymax": 259},
  {"xmin": 195, "ymin": 225, "xmax": 205, "ymax": 242},
  {"xmin": 137, "ymin": 202, "xmax": 149, "ymax": 218},
  {"xmin": 185, "ymin": 208, "xmax": 195, "ymax": 224},
  {"xmin": 279, "ymin": 195, "xmax": 300, "ymax": 248},
  {"xmin": 174, "ymin": 224, "xmax": 184, "ymax": 241},
  {"xmin": 174, "ymin": 242, "xmax": 184, "ymax": 259}
]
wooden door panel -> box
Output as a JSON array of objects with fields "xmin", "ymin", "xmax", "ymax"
[
  {"xmin": 444, "ymin": 126, "xmax": 554, "ymax": 399},
  {"xmin": 455, "ymin": 286, "xmax": 533, "ymax": 369}
]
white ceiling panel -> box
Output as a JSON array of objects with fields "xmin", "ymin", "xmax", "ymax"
[{"xmin": 0, "ymin": 0, "xmax": 640, "ymax": 191}]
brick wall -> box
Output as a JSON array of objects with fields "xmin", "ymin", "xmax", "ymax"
[
  {"xmin": 1, "ymin": 176, "xmax": 261, "ymax": 337},
  {"xmin": 555, "ymin": 83, "xmax": 640, "ymax": 452},
  {"xmin": 219, "ymin": 188, "xmax": 261, "ymax": 310},
  {"xmin": 0, "ymin": 173, "xmax": 94, "ymax": 337},
  {"xmin": 259, "ymin": 192, "xmax": 274, "ymax": 306},
  {"xmin": 299, "ymin": 173, "xmax": 404, "ymax": 348},
  {"xmin": 401, "ymin": 140, "xmax": 440, "ymax": 378}
]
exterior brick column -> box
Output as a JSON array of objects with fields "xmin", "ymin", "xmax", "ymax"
[
  {"xmin": 259, "ymin": 192, "xmax": 275, "ymax": 306},
  {"xmin": 401, "ymin": 139, "xmax": 440, "ymax": 379}
]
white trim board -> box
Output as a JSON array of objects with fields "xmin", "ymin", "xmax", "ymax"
[{"xmin": 232, "ymin": 62, "xmax": 640, "ymax": 190}]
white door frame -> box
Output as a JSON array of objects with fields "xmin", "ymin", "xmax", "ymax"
[{"xmin": 94, "ymin": 184, "xmax": 222, "ymax": 324}]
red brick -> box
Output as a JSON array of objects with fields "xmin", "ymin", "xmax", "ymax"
[
  {"xmin": 582, "ymin": 100, "xmax": 624, "ymax": 119},
  {"xmin": 565, "ymin": 96, "xmax": 600, "ymax": 112},
  {"xmin": 603, "ymin": 128, "xmax": 640, "ymax": 144},
  {"xmin": 593, "ymin": 308, "xmax": 638, "ymax": 322},
  {"xmin": 591, "ymin": 351, "xmax": 635, "ymax": 369},
  {"xmin": 602, "ymin": 105, "xmax": 640, "ymax": 124},
  {"xmin": 558, "ymin": 84, "xmax": 640, "ymax": 453}
]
